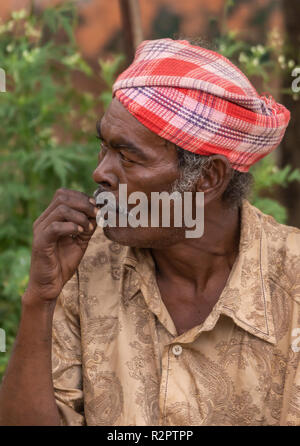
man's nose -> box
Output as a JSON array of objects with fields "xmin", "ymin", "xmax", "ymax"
[{"xmin": 92, "ymin": 151, "xmax": 119, "ymax": 191}]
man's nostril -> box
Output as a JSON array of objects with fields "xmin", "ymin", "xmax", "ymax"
[{"xmin": 100, "ymin": 182, "xmax": 111, "ymax": 190}]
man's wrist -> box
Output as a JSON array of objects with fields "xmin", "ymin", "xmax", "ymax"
[
  {"xmin": 15, "ymin": 291, "xmax": 57, "ymax": 347},
  {"xmin": 22, "ymin": 289, "xmax": 57, "ymax": 312}
]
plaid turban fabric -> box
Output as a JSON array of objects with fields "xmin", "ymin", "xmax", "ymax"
[{"xmin": 112, "ymin": 38, "xmax": 290, "ymax": 172}]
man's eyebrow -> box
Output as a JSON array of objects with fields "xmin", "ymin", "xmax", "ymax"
[
  {"xmin": 95, "ymin": 119, "xmax": 147, "ymax": 160},
  {"xmin": 110, "ymin": 139, "xmax": 147, "ymax": 159}
]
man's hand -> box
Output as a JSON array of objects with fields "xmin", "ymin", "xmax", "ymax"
[
  {"xmin": 23, "ymin": 188, "xmax": 98, "ymax": 305},
  {"xmin": 0, "ymin": 188, "xmax": 98, "ymax": 425}
]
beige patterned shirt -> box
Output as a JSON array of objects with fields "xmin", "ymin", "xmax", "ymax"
[{"xmin": 52, "ymin": 199, "xmax": 300, "ymax": 426}]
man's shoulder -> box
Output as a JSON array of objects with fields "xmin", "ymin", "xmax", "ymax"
[
  {"xmin": 249, "ymin": 201, "xmax": 300, "ymax": 254},
  {"xmin": 250, "ymin": 203, "xmax": 300, "ymax": 292}
]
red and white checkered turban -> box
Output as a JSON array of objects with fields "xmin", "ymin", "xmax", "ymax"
[{"xmin": 112, "ymin": 38, "xmax": 290, "ymax": 172}]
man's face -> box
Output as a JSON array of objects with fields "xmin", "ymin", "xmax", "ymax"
[{"xmin": 92, "ymin": 97, "xmax": 188, "ymax": 248}]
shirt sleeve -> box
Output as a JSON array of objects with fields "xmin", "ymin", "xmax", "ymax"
[{"xmin": 51, "ymin": 270, "xmax": 85, "ymax": 426}]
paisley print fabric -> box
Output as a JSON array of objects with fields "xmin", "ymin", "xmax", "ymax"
[{"xmin": 51, "ymin": 199, "xmax": 300, "ymax": 425}]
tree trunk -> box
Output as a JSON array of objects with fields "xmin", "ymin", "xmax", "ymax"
[{"xmin": 119, "ymin": 0, "xmax": 143, "ymax": 65}]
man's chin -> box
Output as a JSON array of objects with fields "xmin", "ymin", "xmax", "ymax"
[
  {"xmin": 102, "ymin": 225, "xmax": 185, "ymax": 249},
  {"xmin": 102, "ymin": 226, "xmax": 135, "ymax": 245},
  {"xmin": 102, "ymin": 226, "xmax": 153, "ymax": 247}
]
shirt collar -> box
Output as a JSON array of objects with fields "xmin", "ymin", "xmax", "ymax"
[
  {"xmin": 120, "ymin": 199, "xmax": 277, "ymax": 345},
  {"xmin": 215, "ymin": 200, "xmax": 276, "ymax": 344}
]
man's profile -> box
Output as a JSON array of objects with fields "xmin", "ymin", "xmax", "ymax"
[{"xmin": 0, "ymin": 38, "xmax": 299, "ymax": 426}]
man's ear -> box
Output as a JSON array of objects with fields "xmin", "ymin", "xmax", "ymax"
[{"xmin": 196, "ymin": 155, "xmax": 233, "ymax": 205}]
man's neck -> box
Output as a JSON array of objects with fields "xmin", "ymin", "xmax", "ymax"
[{"xmin": 150, "ymin": 202, "xmax": 241, "ymax": 291}]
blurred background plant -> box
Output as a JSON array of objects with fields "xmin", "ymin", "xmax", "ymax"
[
  {"xmin": 99, "ymin": 53, "xmax": 125, "ymax": 109},
  {"xmin": 0, "ymin": 2, "xmax": 124, "ymax": 377},
  {"xmin": 0, "ymin": 0, "xmax": 300, "ymax": 379}
]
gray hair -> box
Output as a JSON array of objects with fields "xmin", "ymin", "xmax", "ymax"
[{"xmin": 172, "ymin": 145, "xmax": 253, "ymax": 208}]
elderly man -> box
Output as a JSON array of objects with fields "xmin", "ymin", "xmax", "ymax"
[{"xmin": 0, "ymin": 38, "xmax": 299, "ymax": 426}]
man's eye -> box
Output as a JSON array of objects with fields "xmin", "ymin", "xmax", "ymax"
[{"xmin": 119, "ymin": 151, "xmax": 134, "ymax": 163}]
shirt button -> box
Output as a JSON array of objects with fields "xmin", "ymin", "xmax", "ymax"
[{"xmin": 172, "ymin": 344, "xmax": 183, "ymax": 356}]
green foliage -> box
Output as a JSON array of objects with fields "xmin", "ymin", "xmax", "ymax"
[
  {"xmin": 0, "ymin": 3, "xmax": 100, "ymax": 378},
  {"xmin": 99, "ymin": 54, "xmax": 125, "ymax": 110},
  {"xmin": 250, "ymin": 156, "xmax": 300, "ymax": 223},
  {"xmin": 217, "ymin": 0, "xmax": 300, "ymax": 98}
]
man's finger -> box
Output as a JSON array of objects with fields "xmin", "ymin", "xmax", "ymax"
[
  {"xmin": 34, "ymin": 189, "xmax": 97, "ymax": 229},
  {"xmin": 39, "ymin": 205, "xmax": 95, "ymax": 233},
  {"xmin": 43, "ymin": 221, "xmax": 84, "ymax": 244}
]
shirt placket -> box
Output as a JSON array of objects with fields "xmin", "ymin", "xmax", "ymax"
[{"xmin": 157, "ymin": 303, "xmax": 225, "ymax": 425}]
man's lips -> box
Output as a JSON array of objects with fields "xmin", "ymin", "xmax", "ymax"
[{"xmin": 93, "ymin": 188, "xmax": 130, "ymax": 216}]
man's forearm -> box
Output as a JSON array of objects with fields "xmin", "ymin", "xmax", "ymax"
[{"xmin": 0, "ymin": 294, "xmax": 60, "ymax": 426}]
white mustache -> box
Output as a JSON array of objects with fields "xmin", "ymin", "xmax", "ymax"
[{"xmin": 93, "ymin": 189, "xmax": 130, "ymax": 217}]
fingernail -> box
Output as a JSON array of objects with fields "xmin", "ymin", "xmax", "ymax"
[
  {"xmin": 89, "ymin": 222, "xmax": 94, "ymax": 231},
  {"xmin": 89, "ymin": 197, "xmax": 96, "ymax": 205},
  {"xmin": 78, "ymin": 225, "xmax": 84, "ymax": 232}
]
